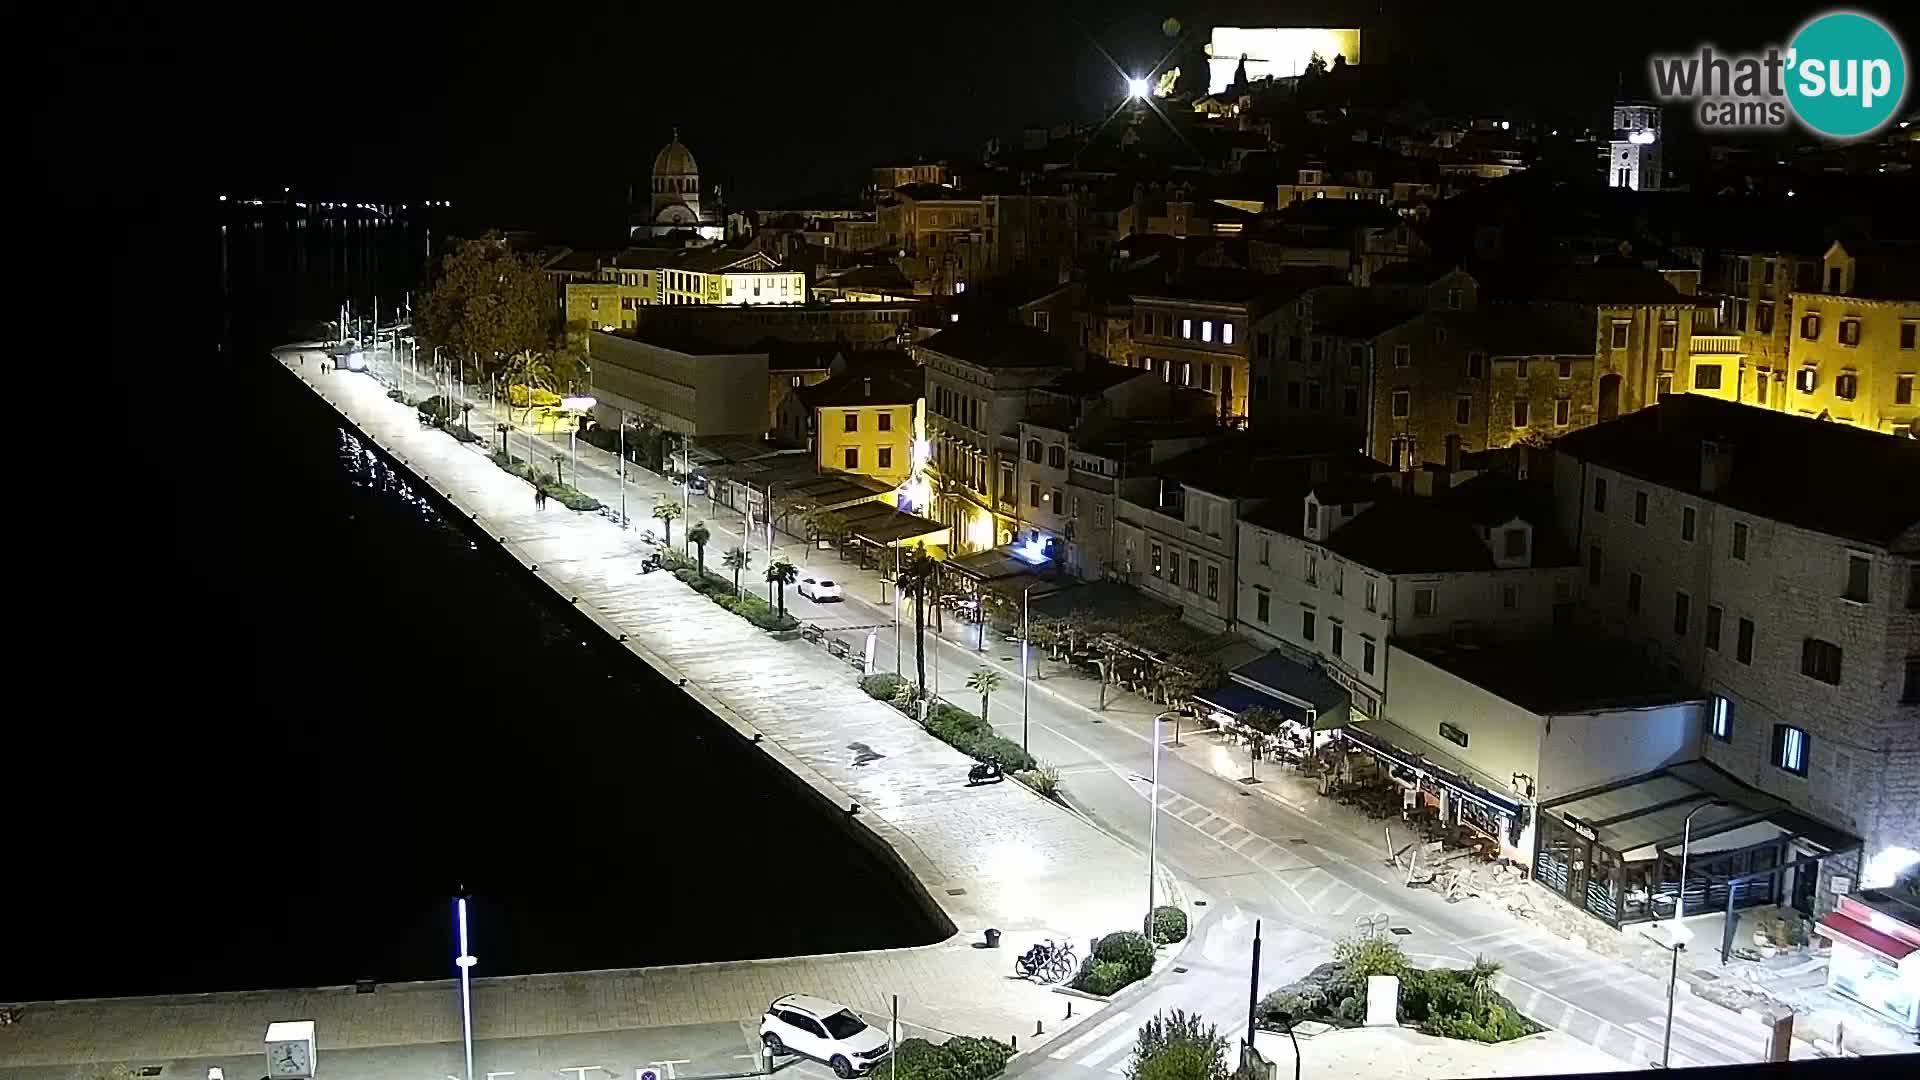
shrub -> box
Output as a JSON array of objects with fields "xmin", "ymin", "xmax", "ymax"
[
  {"xmin": 1149, "ymin": 905, "xmax": 1189, "ymax": 945},
  {"xmin": 861, "ymin": 673, "xmax": 907, "ymax": 700},
  {"xmin": 1129, "ymin": 1009, "xmax": 1227, "ymax": 1080},
  {"xmin": 882, "ymin": 1036, "xmax": 1014, "ymax": 1080},
  {"xmin": 386, "ymin": 388, "xmax": 406, "ymax": 402},
  {"xmin": 1334, "ymin": 935, "xmax": 1409, "ymax": 980},
  {"xmin": 1014, "ymin": 763, "xmax": 1060, "ymax": 798},
  {"xmin": 1419, "ymin": 1002, "xmax": 1538, "ymax": 1043},
  {"xmin": 1334, "ymin": 994, "xmax": 1364, "ymax": 1025},
  {"xmin": 1072, "ymin": 959, "xmax": 1135, "ymax": 997},
  {"xmin": 540, "ymin": 482, "xmax": 602, "ymax": 511},
  {"xmin": 1095, "ymin": 931, "xmax": 1156, "ymax": 981}
]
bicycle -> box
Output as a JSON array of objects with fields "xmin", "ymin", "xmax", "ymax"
[
  {"xmin": 1045, "ymin": 942, "xmax": 1078, "ymax": 983},
  {"xmin": 1015, "ymin": 939, "xmax": 1078, "ymax": 983}
]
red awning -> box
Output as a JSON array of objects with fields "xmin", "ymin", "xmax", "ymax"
[{"xmin": 1817, "ymin": 912, "xmax": 1920, "ymax": 964}]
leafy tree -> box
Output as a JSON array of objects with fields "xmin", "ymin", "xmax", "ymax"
[
  {"xmin": 652, "ymin": 497, "xmax": 683, "ymax": 546},
  {"xmin": 415, "ymin": 232, "xmax": 550, "ymax": 382},
  {"xmin": 966, "ymin": 668, "xmax": 1004, "ymax": 720},
  {"xmin": 897, "ymin": 543, "xmax": 938, "ymax": 692},
  {"xmin": 687, "ymin": 521, "xmax": 711, "ymax": 575},
  {"xmin": 722, "ymin": 545, "xmax": 753, "ymax": 595},
  {"xmin": 503, "ymin": 349, "xmax": 558, "ymax": 426},
  {"xmin": 766, "ymin": 558, "xmax": 799, "ymax": 615},
  {"xmin": 806, "ymin": 506, "xmax": 848, "ymax": 545},
  {"xmin": 1128, "ymin": 1010, "xmax": 1227, "ymax": 1080}
]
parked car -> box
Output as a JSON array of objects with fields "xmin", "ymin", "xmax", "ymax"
[
  {"xmin": 686, "ymin": 473, "xmax": 709, "ymax": 494},
  {"xmin": 759, "ymin": 994, "xmax": 889, "ymax": 1077},
  {"xmin": 798, "ymin": 576, "xmax": 843, "ymax": 602}
]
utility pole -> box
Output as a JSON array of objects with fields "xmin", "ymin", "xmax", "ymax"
[{"xmin": 1247, "ymin": 919, "xmax": 1263, "ymax": 1050}]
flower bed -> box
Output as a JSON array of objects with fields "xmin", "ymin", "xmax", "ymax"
[
  {"xmin": 660, "ymin": 550, "xmax": 797, "ymax": 631},
  {"xmin": 1256, "ymin": 938, "xmax": 1541, "ymax": 1043}
]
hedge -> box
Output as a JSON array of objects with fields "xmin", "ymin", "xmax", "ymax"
[
  {"xmin": 1071, "ymin": 930, "xmax": 1157, "ymax": 996},
  {"xmin": 925, "ymin": 704, "xmax": 1033, "ymax": 772},
  {"xmin": 659, "ymin": 550, "xmax": 797, "ymax": 631},
  {"xmin": 861, "ymin": 673, "xmax": 908, "ymax": 700},
  {"xmin": 1149, "ymin": 905, "xmax": 1188, "ymax": 945},
  {"xmin": 883, "ymin": 1037, "xmax": 1014, "ymax": 1080}
]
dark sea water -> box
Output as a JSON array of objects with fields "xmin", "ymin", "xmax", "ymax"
[{"xmin": 0, "ymin": 213, "xmax": 939, "ymax": 1002}]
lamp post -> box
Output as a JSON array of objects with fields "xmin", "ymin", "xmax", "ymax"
[
  {"xmin": 1270, "ymin": 1009, "xmax": 1301, "ymax": 1080},
  {"xmin": 1647, "ymin": 798, "xmax": 1725, "ymax": 1069},
  {"xmin": 765, "ymin": 481, "xmax": 782, "ymax": 599},
  {"xmin": 561, "ymin": 397, "xmax": 596, "ymax": 490},
  {"xmin": 1020, "ymin": 582, "xmax": 1038, "ymax": 755},
  {"xmin": 454, "ymin": 894, "xmax": 477, "ymax": 1080},
  {"xmin": 894, "ymin": 544, "xmax": 903, "ymax": 675},
  {"xmin": 1673, "ymin": 799, "xmax": 1728, "ymax": 928},
  {"xmin": 1146, "ymin": 710, "xmax": 1179, "ymax": 930}
]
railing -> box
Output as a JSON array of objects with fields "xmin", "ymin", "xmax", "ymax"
[{"xmin": 1690, "ymin": 334, "xmax": 1745, "ymax": 355}]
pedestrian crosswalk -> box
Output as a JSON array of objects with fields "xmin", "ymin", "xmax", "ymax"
[
  {"xmin": 1145, "ymin": 788, "xmax": 1381, "ymax": 921},
  {"xmin": 1494, "ymin": 970, "xmax": 1766, "ymax": 1069}
]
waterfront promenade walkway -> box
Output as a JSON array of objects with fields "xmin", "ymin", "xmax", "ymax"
[{"xmin": 0, "ymin": 350, "xmax": 1159, "ymax": 1070}]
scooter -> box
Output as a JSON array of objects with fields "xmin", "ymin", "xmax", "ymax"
[
  {"xmin": 640, "ymin": 553, "xmax": 665, "ymax": 574},
  {"xmin": 967, "ymin": 761, "xmax": 1005, "ymax": 785}
]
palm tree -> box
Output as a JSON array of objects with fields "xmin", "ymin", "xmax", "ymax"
[
  {"xmin": 687, "ymin": 521, "xmax": 711, "ymax": 575},
  {"xmin": 722, "ymin": 546, "xmax": 753, "ymax": 595},
  {"xmin": 551, "ymin": 451, "xmax": 567, "ymax": 488},
  {"xmin": 966, "ymin": 668, "xmax": 1003, "ymax": 720},
  {"xmin": 460, "ymin": 402, "xmax": 474, "ymax": 435},
  {"xmin": 897, "ymin": 543, "xmax": 938, "ymax": 693},
  {"xmin": 652, "ymin": 497, "xmax": 682, "ymax": 546},
  {"xmin": 503, "ymin": 349, "xmax": 557, "ymax": 427},
  {"xmin": 1467, "ymin": 954, "xmax": 1502, "ymax": 1008},
  {"xmin": 766, "ymin": 558, "xmax": 799, "ymax": 616}
]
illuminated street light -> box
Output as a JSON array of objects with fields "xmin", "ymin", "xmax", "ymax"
[
  {"xmin": 454, "ymin": 894, "xmax": 477, "ymax": 1080},
  {"xmin": 1146, "ymin": 710, "xmax": 1179, "ymax": 933},
  {"xmin": 1127, "ymin": 76, "xmax": 1150, "ymax": 99}
]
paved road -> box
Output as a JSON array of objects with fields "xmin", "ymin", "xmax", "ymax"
[{"xmin": 383, "ymin": 354, "xmax": 1779, "ymax": 1075}]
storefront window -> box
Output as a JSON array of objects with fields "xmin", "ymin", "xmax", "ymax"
[
  {"xmin": 1535, "ymin": 816, "xmax": 1591, "ymax": 902},
  {"xmin": 1620, "ymin": 860, "xmax": 1656, "ymax": 921},
  {"xmin": 1831, "ymin": 945, "xmax": 1918, "ymax": 1030}
]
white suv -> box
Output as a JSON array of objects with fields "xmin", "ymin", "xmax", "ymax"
[
  {"xmin": 759, "ymin": 994, "xmax": 890, "ymax": 1077},
  {"xmin": 798, "ymin": 576, "xmax": 843, "ymax": 602}
]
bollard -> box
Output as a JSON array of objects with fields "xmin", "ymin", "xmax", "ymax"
[
  {"xmin": 1010, "ymin": 1035, "xmax": 1017, "ymax": 1052},
  {"xmin": 1066, "ymin": 1001, "xmax": 1073, "ymax": 1019},
  {"xmin": 1035, "ymin": 1020, "xmax": 1044, "ymax": 1037}
]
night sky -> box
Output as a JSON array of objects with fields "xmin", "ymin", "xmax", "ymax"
[{"xmin": 86, "ymin": 0, "xmax": 1901, "ymax": 239}]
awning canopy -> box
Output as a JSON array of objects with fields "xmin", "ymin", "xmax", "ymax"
[
  {"xmin": 945, "ymin": 547, "xmax": 1045, "ymax": 583},
  {"xmin": 1817, "ymin": 913, "xmax": 1920, "ymax": 966},
  {"xmin": 1543, "ymin": 759, "xmax": 1862, "ymax": 863},
  {"xmin": 1194, "ymin": 683, "xmax": 1313, "ymax": 729},
  {"xmin": 1340, "ymin": 721, "xmax": 1524, "ymax": 818},
  {"xmin": 837, "ymin": 500, "xmax": 949, "ymax": 547},
  {"xmin": 1231, "ymin": 651, "xmax": 1351, "ymax": 722}
]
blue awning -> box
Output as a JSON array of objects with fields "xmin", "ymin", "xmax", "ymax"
[{"xmin": 1193, "ymin": 684, "xmax": 1313, "ymax": 728}]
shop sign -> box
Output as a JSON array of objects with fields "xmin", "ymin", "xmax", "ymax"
[
  {"xmin": 1320, "ymin": 662, "xmax": 1378, "ymax": 717},
  {"xmin": 1563, "ymin": 815, "xmax": 1598, "ymax": 842}
]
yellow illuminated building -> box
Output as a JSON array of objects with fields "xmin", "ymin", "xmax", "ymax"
[
  {"xmin": 566, "ymin": 281, "xmax": 653, "ymax": 331},
  {"xmin": 565, "ymin": 250, "xmax": 806, "ymax": 329},
  {"xmin": 802, "ymin": 372, "xmax": 922, "ymax": 487},
  {"xmin": 1783, "ymin": 241, "xmax": 1920, "ymax": 437}
]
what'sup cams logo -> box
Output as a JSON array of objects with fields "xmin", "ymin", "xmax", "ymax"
[{"xmin": 1649, "ymin": 10, "xmax": 1908, "ymax": 138}]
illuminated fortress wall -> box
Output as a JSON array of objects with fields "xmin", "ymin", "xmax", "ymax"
[{"xmin": 1206, "ymin": 27, "xmax": 1363, "ymax": 93}]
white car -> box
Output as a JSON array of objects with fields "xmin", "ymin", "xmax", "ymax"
[
  {"xmin": 798, "ymin": 576, "xmax": 843, "ymax": 602},
  {"xmin": 759, "ymin": 994, "xmax": 890, "ymax": 1077}
]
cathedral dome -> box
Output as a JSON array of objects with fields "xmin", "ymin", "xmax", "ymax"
[{"xmin": 653, "ymin": 136, "xmax": 699, "ymax": 178}]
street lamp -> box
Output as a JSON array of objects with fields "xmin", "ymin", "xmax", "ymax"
[
  {"xmin": 765, "ymin": 481, "xmax": 783, "ymax": 598},
  {"xmin": 454, "ymin": 893, "xmax": 477, "ymax": 1080},
  {"xmin": 1020, "ymin": 582, "xmax": 1039, "ymax": 755},
  {"xmin": 561, "ymin": 396, "xmax": 596, "ymax": 488},
  {"xmin": 1146, "ymin": 710, "xmax": 1180, "ymax": 931},
  {"xmin": 1127, "ymin": 76, "xmax": 1151, "ymax": 99},
  {"xmin": 1673, "ymin": 798, "xmax": 1729, "ymax": 929},
  {"xmin": 1270, "ymin": 1010, "xmax": 1301, "ymax": 1080},
  {"xmin": 1646, "ymin": 798, "xmax": 1727, "ymax": 1069}
]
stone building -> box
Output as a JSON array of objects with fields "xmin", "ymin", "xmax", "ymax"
[
  {"xmin": 1551, "ymin": 395, "xmax": 1920, "ymax": 905},
  {"xmin": 1783, "ymin": 240, "xmax": 1920, "ymax": 437},
  {"xmin": 634, "ymin": 132, "xmax": 725, "ymax": 241}
]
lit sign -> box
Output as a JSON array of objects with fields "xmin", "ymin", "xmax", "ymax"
[
  {"xmin": 1629, "ymin": 130, "xmax": 1658, "ymax": 144},
  {"xmin": 1563, "ymin": 815, "xmax": 1598, "ymax": 842},
  {"xmin": 1207, "ymin": 27, "xmax": 1362, "ymax": 93},
  {"xmin": 1012, "ymin": 533, "xmax": 1052, "ymax": 564}
]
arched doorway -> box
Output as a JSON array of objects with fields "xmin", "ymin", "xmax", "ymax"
[{"xmin": 1598, "ymin": 373, "xmax": 1623, "ymax": 421}]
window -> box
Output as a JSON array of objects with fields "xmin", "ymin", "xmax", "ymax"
[
  {"xmin": 1772, "ymin": 724, "xmax": 1809, "ymax": 777},
  {"xmin": 1517, "ymin": 357, "xmax": 1530, "ymax": 378},
  {"xmin": 1331, "ymin": 623, "xmax": 1344, "ymax": 656},
  {"xmin": 1456, "ymin": 397, "xmax": 1472, "ymax": 424},
  {"xmin": 1594, "ymin": 477, "xmax": 1610, "ymax": 513},
  {"xmin": 1364, "ymin": 578, "xmax": 1378, "ymax": 612},
  {"xmin": 1413, "ymin": 587, "xmax": 1437, "ymax": 617},
  {"xmin": 1904, "ymin": 657, "xmax": 1919, "ymax": 703},
  {"xmin": 1223, "ymin": 323, "xmax": 1235, "ymax": 345},
  {"xmin": 1391, "ymin": 390, "xmax": 1411, "ymax": 418},
  {"xmin": 1555, "ymin": 398, "xmax": 1571, "ymax": 426},
  {"xmin": 1165, "ymin": 548, "xmax": 1180, "ymax": 583},
  {"xmin": 1501, "ymin": 583, "xmax": 1518, "ymax": 609},
  {"xmin": 1150, "ymin": 542, "xmax": 1163, "ymax": 576},
  {"xmin": 1910, "ymin": 563, "xmax": 1920, "ymax": 610},
  {"xmin": 1206, "ymin": 565, "xmax": 1219, "ymax": 600},
  {"xmin": 1757, "ymin": 374, "xmax": 1769, "ymax": 405},
  {"xmin": 1657, "ymin": 374, "xmax": 1674, "ymax": 400},
  {"xmin": 1304, "ymin": 552, "xmax": 1318, "ymax": 585},
  {"xmin": 1897, "ymin": 374, "xmax": 1914, "ymax": 405},
  {"xmin": 1363, "ymin": 640, "xmax": 1377, "ymax": 675},
  {"xmin": 1503, "ymin": 528, "xmax": 1526, "ymax": 557},
  {"xmin": 1187, "ymin": 558, "xmax": 1200, "ymax": 591},
  {"xmin": 1256, "ymin": 589, "xmax": 1270, "ymax": 623},
  {"xmin": 1446, "ymin": 287, "xmax": 1462, "ymax": 310},
  {"xmin": 1025, "ymin": 439, "xmax": 1041, "ymax": 463},
  {"xmin": 1181, "ymin": 318, "xmax": 1192, "ymax": 339},
  {"xmin": 1201, "ymin": 320, "xmax": 1213, "ymax": 343},
  {"xmin": 1737, "ymin": 617, "xmax": 1755, "ymax": 664},
  {"xmin": 1626, "ymin": 571, "xmax": 1643, "ymax": 613},
  {"xmin": 878, "ymin": 447, "xmax": 893, "ymax": 470},
  {"xmin": 1844, "ymin": 554, "xmax": 1872, "ymax": 603},
  {"xmin": 1673, "ymin": 591, "xmax": 1691, "ymax": 635},
  {"xmin": 1394, "ymin": 344, "xmax": 1411, "ymax": 367},
  {"xmin": 843, "ymin": 412, "xmax": 859, "ymax": 433},
  {"xmin": 1287, "ymin": 381, "xmax": 1302, "ymax": 406},
  {"xmin": 1258, "ymin": 537, "xmax": 1271, "ymax": 566},
  {"xmin": 1706, "ymin": 604, "xmax": 1723, "ymax": 650},
  {"xmin": 1681, "ymin": 506, "xmax": 1696, "ymax": 542},
  {"xmin": 1710, "ymin": 695, "xmax": 1733, "ymax": 742},
  {"xmin": 1634, "ymin": 490, "xmax": 1648, "ymax": 525},
  {"xmin": 1047, "ymin": 445, "xmax": 1065, "ymax": 469},
  {"xmin": 1796, "ymin": 367, "xmax": 1818, "ymax": 393},
  {"xmin": 1660, "ymin": 322, "xmax": 1678, "ymax": 349},
  {"xmin": 1467, "ymin": 352, "xmax": 1485, "ymax": 378},
  {"xmin": 1838, "ymin": 319, "xmax": 1861, "ymax": 346},
  {"xmin": 1343, "ymin": 387, "xmax": 1359, "ymax": 417},
  {"xmin": 844, "ymin": 447, "xmax": 859, "ymax": 470},
  {"xmin": 1610, "ymin": 322, "xmax": 1630, "ymax": 349},
  {"xmin": 1028, "ymin": 482, "xmax": 1040, "ymax": 508},
  {"xmin": 1306, "ymin": 502, "xmax": 1320, "ymax": 531},
  {"xmin": 1308, "ymin": 382, "xmax": 1323, "ymax": 409},
  {"xmin": 1801, "ymin": 313, "xmax": 1821, "ymax": 340},
  {"xmin": 1694, "ymin": 364, "xmax": 1722, "ymax": 390},
  {"xmin": 1589, "ymin": 544, "xmax": 1604, "ymax": 584},
  {"xmin": 1349, "ymin": 345, "xmax": 1364, "ymax": 369},
  {"xmin": 1301, "ymin": 609, "xmax": 1316, "ymax": 641},
  {"xmin": 877, "ymin": 413, "xmax": 892, "ymax": 432},
  {"xmin": 1513, "ymin": 399, "xmax": 1529, "ymax": 427},
  {"xmin": 1558, "ymin": 359, "xmax": 1573, "ymax": 379},
  {"xmin": 1835, "ymin": 373, "xmax": 1859, "ymax": 400},
  {"xmin": 1756, "ymin": 303, "xmax": 1774, "ymax": 333},
  {"xmin": 1732, "ymin": 521, "xmax": 1749, "ymax": 561}
]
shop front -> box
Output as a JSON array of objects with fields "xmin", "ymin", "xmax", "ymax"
[
  {"xmin": 1536, "ymin": 761, "xmax": 1860, "ymax": 957},
  {"xmin": 1816, "ymin": 890, "xmax": 1920, "ymax": 1035},
  {"xmin": 1337, "ymin": 721, "xmax": 1531, "ymax": 865},
  {"xmin": 1194, "ymin": 650, "xmax": 1350, "ymax": 760}
]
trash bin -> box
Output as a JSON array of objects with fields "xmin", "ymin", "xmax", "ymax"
[{"xmin": 984, "ymin": 928, "xmax": 1002, "ymax": 948}]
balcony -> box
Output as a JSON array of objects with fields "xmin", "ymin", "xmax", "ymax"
[{"xmin": 1690, "ymin": 334, "xmax": 1744, "ymax": 355}]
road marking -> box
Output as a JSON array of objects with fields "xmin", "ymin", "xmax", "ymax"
[
  {"xmin": 1078, "ymin": 1027, "xmax": 1143, "ymax": 1069},
  {"xmin": 1049, "ymin": 1011, "xmax": 1133, "ymax": 1059},
  {"xmin": 1326, "ymin": 890, "xmax": 1365, "ymax": 917},
  {"xmin": 1229, "ymin": 830, "xmax": 1258, "ymax": 852},
  {"xmin": 1300, "ymin": 874, "xmax": 1342, "ymax": 908}
]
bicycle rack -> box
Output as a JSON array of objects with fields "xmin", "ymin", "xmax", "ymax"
[{"xmin": 1355, "ymin": 912, "xmax": 1389, "ymax": 940}]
